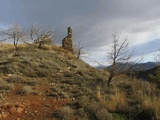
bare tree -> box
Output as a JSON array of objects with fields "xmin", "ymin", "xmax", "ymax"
[
  {"xmin": 107, "ymin": 34, "xmax": 134, "ymax": 87},
  {"xmin": 74, "ymin": 41, "xmax": 88, "ymax": 59},
  {"xmin": 0, "ymin": 24, "xmax": 24, "ymax": 49},
  {"xmin": 154, "ymin": 48, "xmax": 160, "ymax": 64},
  {"xmin": 29, "ymin": 24, "xmax": 54, "ymax": 48}
]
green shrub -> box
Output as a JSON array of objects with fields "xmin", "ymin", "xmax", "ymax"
[
  {"xmin": 75, "ymin": 108, "xmax": 88, "ymax": 119},
  {"xmin": 0, "ymin": 79, "xmax": 14, "ymax": 92},
  {"xmin": 52, "ymin": 106, "xmax": 74, "ymax": 120},
  {"xmin": 0, "ymin": 84, "xmax": 14, "ymax": 92},
  {"xmin": 86, "ymin": 102, "xmax": 112, "ymax": 120},
  {"xmin": 23, "ymin": 81, "xmax": 37, "ymax": 86},
  {"xmin": 16, "ymin": 86, "xmax": 33, "ymax": 95},
  {"xmin": 6, "ymin": 75, "xmax": 26, "ymax": 83},
  {"xmin": 148, "ymin": 67, "xmax": 160, "ymax": 88},
  {"xmin": 112, "ymin": 113, "xmax": 127, "ymax": 120},
  {"xmin": 52, "ymin": 110, "xmax": 64, "ymax": 120},
  {"xmin": 77, "ymin": 96, "xmax": 112, "ymax": 120},
  {"xmin": 95, "ymin": 108, "xmax": 113, "ymax": 120}
]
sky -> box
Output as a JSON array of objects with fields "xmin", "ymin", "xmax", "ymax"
[{"xmin": 0, "ymin": 0, "xmax": 160, "ymax": 66}]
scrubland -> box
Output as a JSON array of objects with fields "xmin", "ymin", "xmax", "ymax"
[{"xmin": 0, "ymin": 44, "xmax": 159, "ymax": 120}]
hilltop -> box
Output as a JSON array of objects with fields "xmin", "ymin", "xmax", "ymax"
[
  {"xmin": 0, "ymin": 44, "xmax": 110, "ymax": 119},
  {"xmin": 0, "ymin": 44, "xmax": 160, "ymax": 120}
]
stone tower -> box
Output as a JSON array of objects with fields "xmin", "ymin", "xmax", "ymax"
[{"xmin": 62, "ymin": 27, "xmax": 73, "ymax": 52}]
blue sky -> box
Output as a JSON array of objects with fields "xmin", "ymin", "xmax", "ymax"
[{"xmin": 0, "ymin": 0, "xmax": 160, "ymax": 66}]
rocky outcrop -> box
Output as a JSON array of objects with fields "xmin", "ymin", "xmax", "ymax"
[{"xmin": 62, "ymin": 27, "xmax": 73, "ymax": 52}]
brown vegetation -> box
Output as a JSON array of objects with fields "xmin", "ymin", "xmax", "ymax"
[{"xmin": 0, "ymin": 43, "xmax": 159, "ymax": 119}]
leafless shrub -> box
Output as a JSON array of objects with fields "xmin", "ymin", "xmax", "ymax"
[
  {"xmin": 74, "ymin": 41, "xmax": 88, "ymax": 59},
  {"xmin": 0, "ymin": 24, "xmax": 24, "ymax": 49},
  {"xmin": 107, "ymin": 34, "xmax": 140, "ymax": 87},
  {"xmin": 29, "ymin": 24, "xmax": 54, "ymax": 48}
]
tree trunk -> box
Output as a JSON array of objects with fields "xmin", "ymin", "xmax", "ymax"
[
  {"xmin": 38, "ymin": 42, "xmax": 42, "ymax": 48},
  {"xmin": 107, "ymin": 75, "xmax": 113, "ymax": 87},
  {"xmin": 14, "ymin": 39, "xmax": 18, "ymax": 50}
]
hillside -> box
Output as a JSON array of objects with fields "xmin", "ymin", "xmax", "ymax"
[
  {"xmin": 135, "ymin": 67, "xmax": 157, "ymax": 81},
  {"xmin": 0, "ymin": 44, "xmax": 110, "ymax": 120},
  {"xmin": 0, "ymin": 44, "xmax": 160, "ymax": 120},
  {"xmin": 106, "ymin": 62, "xmax": 160, "ymax": 72}
]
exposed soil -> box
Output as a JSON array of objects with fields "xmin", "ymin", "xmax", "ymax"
[{"xmin": 0, "ymin": 90, "xmax": 73, "ymax": 120}]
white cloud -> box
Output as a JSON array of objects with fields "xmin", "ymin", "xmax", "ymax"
[
  {"xmin": 62, "ymin": 0, "xmax": 160, "ymax": 66},
  {"xmin": 134, "ymin": 51, "xmax": 159, "ymax": 63},
  {"xmin": 0, "ymin": 0, "xmax": 160, "ymax": 66}
]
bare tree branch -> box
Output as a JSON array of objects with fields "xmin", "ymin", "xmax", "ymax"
[
  {"xmin": 29, "ymin": 24, "xmax": 54, "ymax": 48},
  {"xmin": 0, "ymin": 24, "xmax": 24, "ymax": 49},
  {"xmin": 74, "ymin": 41, "xmax": 88, "ymax": 59},
  {"xmin": 107, "ymin": 34, "xmax": 138, "ymax": 87}
]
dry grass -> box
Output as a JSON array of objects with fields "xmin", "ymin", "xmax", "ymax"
[
  {"xmin": 41, "ymin": 44, "xmax": 52, "ymax": 50},
  {"xmin": 104, "ymin": 91, "xmax": 129, "ymax": 111},
  {"xmin": 16, "ymin": 85, "xmax": 33, "ymax": 95},
  {"xmin": 51, "ymin": 45, "xmax": 77, "ymax": 59},
  {"xmin": 1, "ymin": 43, "xmax": 160, "ymax": 119},
  {"xmin": 96, "ymin": 74, "xmax": 160, "ymax": 119},
  {"xmin": 0, "ymin": 44, "xmax": 14, "ymax": 51},
  {"xmin": 140, "ymin": 92, "xmax": 160, "ymax": 119},
  {"xmin": 98, "ymin": 89, "xmax": 128, "ymax": 112},
  {"xmin": 0, "ymin": 43, "xmax": 54, "ymax": 52},
  {"xmin": 0, "ymin": 79, "xmax": 14, "ymax": 92},
  {"xmin": 52, "ymin": 45, "xmax": 69, "ymax": 53},
  {"xmin": 0, "ymin": 43, "xmax": 31, "ymax": 51},
  {"xmin": 6, "ymin": 74, "xmax": 26, "ymax": 83}
]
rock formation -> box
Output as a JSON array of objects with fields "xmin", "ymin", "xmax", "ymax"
[{"xmin": 62, "ymin": 27, "xmax": 73, "ymax": 52}]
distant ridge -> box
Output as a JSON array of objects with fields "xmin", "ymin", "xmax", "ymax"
[
  {"xmin": 135, "ymin": 62, "xmax": 160, "ymax": 71},
  {"xmin": 135, "ymin": 66, "xmax": 158, "ymax": 80},
  {"xmin": 96, "ymin": 61, "xmax": 160, "ymax": 71}
]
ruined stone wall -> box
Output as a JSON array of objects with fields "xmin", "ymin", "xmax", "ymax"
[{"xmin": 62, "ymin": 27, "xmax": 73, "ymax": 52}]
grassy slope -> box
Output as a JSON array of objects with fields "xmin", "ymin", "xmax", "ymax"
[{"xmin": 0, "ymin": 44, "xmax": 160, "ymax": 120}]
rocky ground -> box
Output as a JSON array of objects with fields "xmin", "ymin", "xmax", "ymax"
[{"xmin": 0, "ymin": 94, "xmax": 73, "ymax": 120}]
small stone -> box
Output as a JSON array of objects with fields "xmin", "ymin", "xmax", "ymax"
[
  {"xmin": 72, "ymin": 98, "xmax": 75, "ymax": 101},
  {"xmin": 1, "ymin": 112, "xmax": 8, "ymax": 118},
  {"xmin": 17, "ymin": 107, "xmax": 24, "ymax": 114},
  {"xmin": 68, "ymin": 67, "xmax": 71, "ymax": 70},
  {"xmin": 17, "ymin": 103, "xmax": 25, "ymax": 108},
  {"xmin": 23, "ymin": 102, "xmax": 30, "ymax": 107},
  {"xmin": 7, "ymin": 74, "xmax": 12, "ymax": 77},
  {"xmin": 34, "ymin": 111, "xmax": 38, "ymax": 113},
  {"xmin": 29, "ymin": 112, "xmax": 35, "ymax": 116},
  {"xmin": 7, "ymin": 104, "xmax": 14, "ymax": 109},
  {"xmin": 1, "ymin": 103, "xmax": 9, "ymax": 109},
  {"xmin": 9, "ymin": 107, "xmax": 17, "ymax": 114},
  {"xmin": 15, "ymin": 102, "xmax": 19, "ymax": 107},
  {"xmin": 45, "ymin": 104, "xmax": 50, "ymax": 107},
  {"xmin": 34, "ymin": 111, "xmax": 38, "ymax": 115}
]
